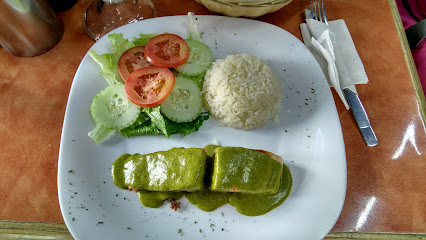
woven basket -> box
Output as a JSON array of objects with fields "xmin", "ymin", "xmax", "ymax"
[{"xmin": 196, "ymin": 0, "xmax": 293, "ymax": 18}]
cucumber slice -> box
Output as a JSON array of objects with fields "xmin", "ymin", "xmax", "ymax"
[
  {"xmin": 160, "ymin": 75, "xmax": 203, "ymax": 123},
  {"xmin": 174, "ymin": 40, "xmax": 213, "ymax": 76},
  {"xmin": 91, "ymin": 84, "xmax": 140, "ymax": 130}
]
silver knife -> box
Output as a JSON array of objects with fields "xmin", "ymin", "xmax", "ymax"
[{"xmin": 343, "ymin": 88, "xmax": 378, "ymax": 146}]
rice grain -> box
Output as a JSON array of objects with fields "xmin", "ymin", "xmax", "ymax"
[{"xmin": 202, "ymin": 53, "xmax": 281, "ymax": 129}]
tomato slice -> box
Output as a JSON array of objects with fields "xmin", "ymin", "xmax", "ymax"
[
  {"xmin": 144, "ymin": 33, "xmax": 189, "ymax": 68},
  {"xmin": 118, "ymin": 46, "xmax": 152, "ymax": 81},
  {"xmin": 125, "ymin": 66, "xmax": 175, "ymax": 107}
]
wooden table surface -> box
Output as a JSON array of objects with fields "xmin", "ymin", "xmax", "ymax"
[{"xmin": 1, "ymin": 0, "xmax": 425, "ymax": 239}]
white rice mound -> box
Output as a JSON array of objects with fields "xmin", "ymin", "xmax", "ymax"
[{"xmin": 202, "ymin": 53, "xmax": 282, "ymax": 130}]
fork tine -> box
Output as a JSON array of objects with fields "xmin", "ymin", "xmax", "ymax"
[
  {"xmin": 317, "ymin": 0, "xmax": 323, "ymax": 22},
  {"xmin": 322, "ymin": 0, "xmax": 329, "ymax": 25},
  {"xmin": 314, "ymin": 0, "xmax": 318, "ymax": 20},
  {"xmin": 311, "ymin": 0, "xmax": 329, "ymax": 25}
]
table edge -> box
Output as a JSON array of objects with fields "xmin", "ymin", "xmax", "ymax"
[
  {"xmin": 0, "ymin": 221, "xmax": 425, "ymax": 239},
  {"xmin": 388, "ymin": 0, "xmax": 426, "ymax": 125}
]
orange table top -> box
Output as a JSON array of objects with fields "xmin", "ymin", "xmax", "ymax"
[{"xmin": 0, "ymin": 0, "xmax": 425, "ymax": 235}]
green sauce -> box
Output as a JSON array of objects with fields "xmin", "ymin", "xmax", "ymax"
[
  {"xmin": 204, "ymin": 144, "xmax": 220, "ymax": 157},
  {"xmin": 211, "ymin": 147, "xmax": 283, "ymax": 194},
  {"xmin": 186, "ymin": 144, "xmax": 229, "ymax": 212},
  {"xmin": 111, "ymin": 146, "xmax": 292, "ymax": 216},
  {"xmin": 187, "ymin": 164, "xmax": 292, "ymax": 216},
  {"xmin": 112, "ymin": 148, "xmax": 206, "ymax": 191},
  {"xmin": 138, "ymin": 190, "xmax": 184, "ymax": 208},
  {"xmin": 186, "ymin": 190, "xmax": 229, "ymax": 212},
  {"xmin": 229, "ymin": 165, "xmax": 292, "ymax": 216},
  {"xmin": 111, "ymin": 154, "xmax": 131, "ymax": 189}
]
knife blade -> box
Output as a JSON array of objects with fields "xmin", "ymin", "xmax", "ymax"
[{"xmin": 343, "ymin": 88, "xmax": 378, "ymax": 147}]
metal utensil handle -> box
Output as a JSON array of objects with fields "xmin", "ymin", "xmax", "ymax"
[{"xmin": 344, "ymin": 88, "xmax": 378, "ymax": 147}]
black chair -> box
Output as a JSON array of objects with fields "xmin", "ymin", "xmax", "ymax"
[{"xmin": 406, "ymin": 19, "xmax": 426, "ymax": 49}]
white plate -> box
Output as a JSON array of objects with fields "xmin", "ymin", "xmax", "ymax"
[{"xmin": 58, "ymin": 15, "xmax": 346, "ymax": 240}]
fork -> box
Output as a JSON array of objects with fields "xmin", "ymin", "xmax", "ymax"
[
  {"xmin": 310, "ymin": 0, "xmax": 328, "ymax": 25},
  {"xmin": 308, "ymin": 0, "xmax": 378, "ymax": 147}
]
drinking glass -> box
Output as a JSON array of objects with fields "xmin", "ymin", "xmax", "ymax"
[{"xmin": 83, "ymin": 0, "xmax": 157, "ymax": 41}]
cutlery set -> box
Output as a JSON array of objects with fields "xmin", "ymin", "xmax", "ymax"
[{"xmin": 310, "ymin": 0, "xmax": 378, "ymax": 147}]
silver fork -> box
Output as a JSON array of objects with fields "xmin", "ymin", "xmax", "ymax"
[
  {"xmin": 310, "ymin": 0, "xmax": 328, "ymax": 25},
  {"xmin": 309, "ymin": 0, "xmax": 378, "ymax": 147}
]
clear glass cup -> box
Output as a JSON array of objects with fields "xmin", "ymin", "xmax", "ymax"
[{"xmin": 83, "ymin": 0, "xmax": 157, "ymax": 41}]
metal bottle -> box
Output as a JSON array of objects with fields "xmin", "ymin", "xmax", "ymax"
[{"xmin": 0, "ymin": 0, "xmax": 64, "ymax": 57}]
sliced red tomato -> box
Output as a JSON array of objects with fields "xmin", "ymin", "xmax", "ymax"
[
  {"xmin": 125, "ymin": 66, "xmax": 175, "ymax": 107},
  {"xmin": 118, "ymin": 46, "xmax": 152, "ymax": 81},
  {"xmin": 144, "ymin": 33, "xmax": 189, "ymax": 68}
]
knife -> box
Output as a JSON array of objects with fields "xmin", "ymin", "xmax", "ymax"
[{"xmin": 343, "ymin": 88, "xmax": 378, "ymax": 146}]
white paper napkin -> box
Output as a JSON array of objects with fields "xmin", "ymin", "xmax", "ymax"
[{"xmin": 300, "ymin": 10, "xmax": 369, "ymax": 109}]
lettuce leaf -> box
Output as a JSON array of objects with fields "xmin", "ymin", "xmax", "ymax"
[
  {"xmin": 89, "ymin": 33, "xmax": 134, "ymax": 84},
  {"xmin": 88, "ymin": 50, "xmax": 117, "ymax": 85},
  {"xmin": 120, "ymin": 108, "xmax": 209, "ymax": 138},
  {"xmin": 163, "ymin": 112, "xmax": 209, "ymax": 136},
  {"xmin": 133, "ymin": 33, "xmax": 159, "ymax": 46},
  {"xmin": 142, "ymin": 107, "xmax": 168, "ymax": 136},
  {"xmin": 120, "ymin": 120, "xmax": 162, "ymax": 137},
  {"xmin": 187, "ymin": 12, "xmax": 203, "ymax": 42}
]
